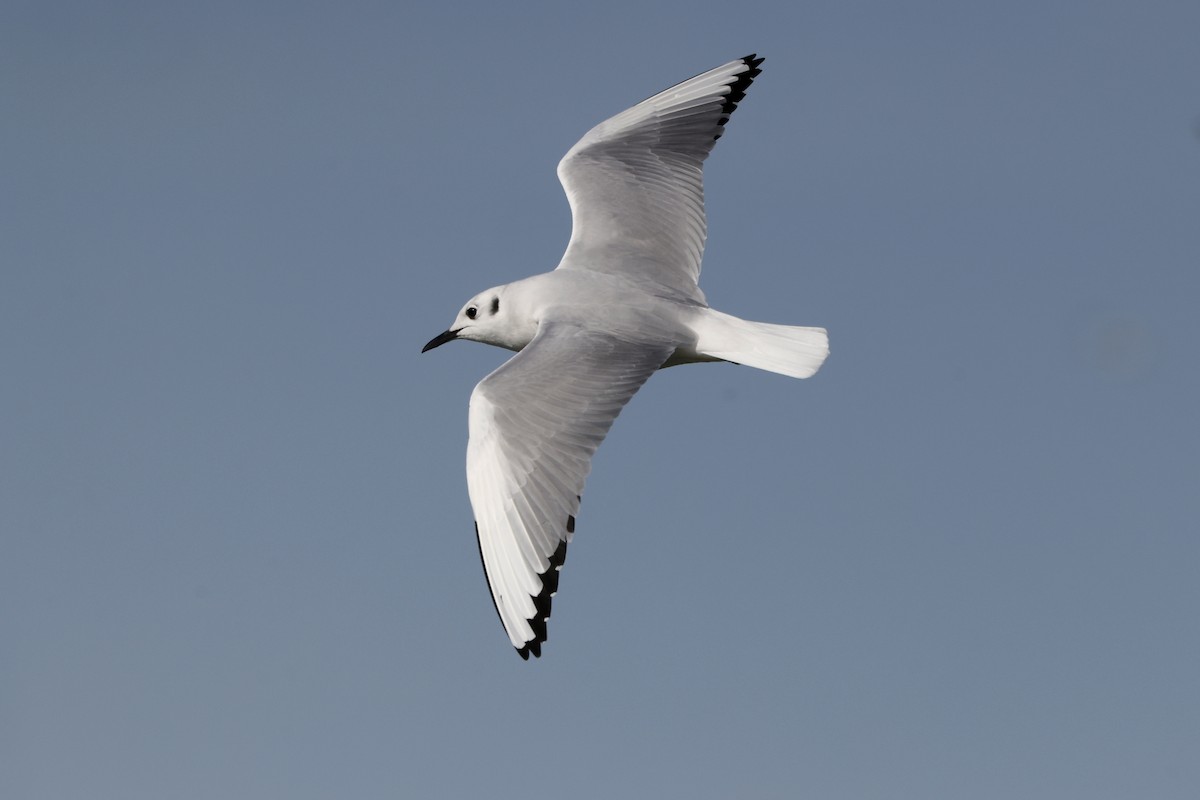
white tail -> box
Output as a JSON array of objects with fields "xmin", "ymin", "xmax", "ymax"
[{"xmin": 693, "ymin": 308, "xmax": 829, "ymax": 379}]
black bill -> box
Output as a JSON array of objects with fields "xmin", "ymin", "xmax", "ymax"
[{"xmin": 421, "ymin": 329, "xmax": 460, "ymax": 353}]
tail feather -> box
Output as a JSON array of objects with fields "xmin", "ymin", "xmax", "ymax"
[{"xmin": 694, "ymin": 309, "xmax": 829, "ymax": 379}]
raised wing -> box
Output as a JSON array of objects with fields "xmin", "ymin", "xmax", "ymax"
[
  {"xmin": 466, "ymin": 323, "xmax": 673, "ymax": 658},
  {"xmin": 555, "ymin": 55, "xmax": 764, "ymax": 302}
]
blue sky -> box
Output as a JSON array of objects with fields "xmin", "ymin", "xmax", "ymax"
[{"xmin": 3, "ymin": 1, "xmax": 1198, "ymax": 798}]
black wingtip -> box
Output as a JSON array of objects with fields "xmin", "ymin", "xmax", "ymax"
[
  {"xmin": 479, "ymin": 520, "xmax": 570, "ymax": 660},
  {"xmin": 514, "ymin": 536, "xmax": 569, "ymax": 661},
  {"xmin": 714, "ymin": 54, "xmax": 765, "ymax": 141},
  {"xmin": 722, "ymin": 54, "xmax": 764, "ymax": 115}
]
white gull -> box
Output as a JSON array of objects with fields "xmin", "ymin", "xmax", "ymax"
[{"xmin": 423, "ymin": 55, "xmax": 829, "ymax": 658}]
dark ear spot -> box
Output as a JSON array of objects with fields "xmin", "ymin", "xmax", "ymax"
[{"xmin": 490, "ymin": 297, "xmax": 500, "ymax": 315}]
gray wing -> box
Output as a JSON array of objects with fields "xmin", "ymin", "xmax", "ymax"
[
  {"xmin": 554, "ymin": 55, "xmax": 764, "ymax": 303},
  {"xmin": 466, "ymin": 322, "xmax": 673, "ymax": 658}
]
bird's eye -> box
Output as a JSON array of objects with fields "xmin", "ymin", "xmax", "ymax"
[{"xmin": 466, "ymin": 307, "xmax": 477, "ymax": 319}]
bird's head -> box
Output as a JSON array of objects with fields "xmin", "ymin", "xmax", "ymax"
[{"xmin": 422, "ymin": 285, "xmax": 532, "ymax": 353}]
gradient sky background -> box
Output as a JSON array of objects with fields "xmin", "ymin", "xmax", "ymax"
[{"xmin": 3, "ymin": 1, "xmax": 1199, "ymax": 798}]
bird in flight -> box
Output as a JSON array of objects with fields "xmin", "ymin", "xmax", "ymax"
[{"xmin": 423, "ymin": 55, "xmax": 829, "ymax": 658}]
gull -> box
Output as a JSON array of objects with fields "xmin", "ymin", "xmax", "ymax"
[{"xmin": 423, "ymin": 55, "xmax": 829, "ymax": 659}]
